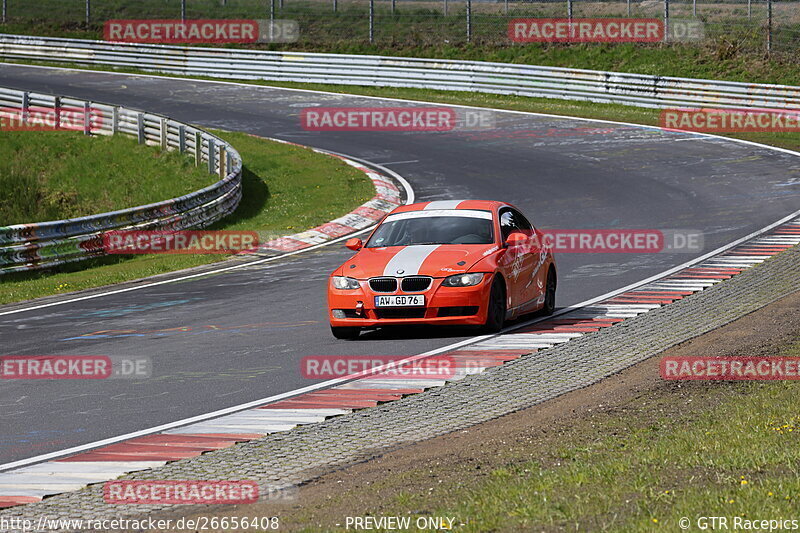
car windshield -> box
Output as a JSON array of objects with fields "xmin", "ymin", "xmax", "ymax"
[{"xmin": 366, "ymin": 215, "xmax": 494, "ymax": 247}]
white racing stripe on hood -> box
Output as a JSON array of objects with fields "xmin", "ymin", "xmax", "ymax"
[{"xmin": 383, "ymin": 245, "xmax": 441, "ymax": 276}]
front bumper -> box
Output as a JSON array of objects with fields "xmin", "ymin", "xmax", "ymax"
[{"xmin": 328, "ymin": 274, "xmax": 493, "ymax": 327}]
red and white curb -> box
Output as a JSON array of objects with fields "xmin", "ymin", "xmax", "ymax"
[
  {"xmin": 245, "ymin": 137, "xmax": 402, "ymax": 254},
  {"xmin": 1, "ymin": 217, "xmax": 797, "ymax": 509}
]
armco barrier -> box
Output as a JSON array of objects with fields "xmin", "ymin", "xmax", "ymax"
[
  {"xmin": 0, "ymin": 85, "xmax": 243, "ymax": 275},
  {"xmin": 1, "ymin": 33, "xmax": 800, "ymax": 111}
]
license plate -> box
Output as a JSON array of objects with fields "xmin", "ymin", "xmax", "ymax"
[{"xmin": 374, "ymin": 295, "xmax": 425, "ymax": 307}]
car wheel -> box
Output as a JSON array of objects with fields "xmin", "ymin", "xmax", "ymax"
[
  {"xmin": 330, "ymin": 326, "xmax": 361, "ymax": 340},
  {"xmin": 541, "ymin": 267, "xmax": 557, "ymax": 316},
  {"xmin": 483, "ymin": 277, "xmax": 506, "ymax": 333}
]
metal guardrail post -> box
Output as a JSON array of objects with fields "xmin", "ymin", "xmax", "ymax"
[
  {"xmin": 767, "ymin": 0, "xmax": 772, "ymax": 53},
  {"xmin": 54, "ymin": 96, "xmax": 61, "ymax": 129},
  {"xmin": 85, "ymin": 0, "xmax": 90, "ymax": 26},
  {"xmin": 369, "ymin": 0, "xmax": 374, "ymax": 43},
  {"xmin": 270, "ymin": 0, "xmax": 275, "ymax": 41},
  {"xmin": 663, "ymin": 0, "xmax": 669, "ymax": 43},
  {"xmin": 443, "ymin": 0, "xmax": 447, "ymax": 16},
  {"xmin": 137, "ymin": 113, "xmax": 145, "ymax": 144},
  {"xmin": 333, "ymin": 0, "xmax": 337, "ymax": 13},
  {"xmin": 567, "ymin": 0, "xmax": 572, "ymax": 20},
  {"xmin": 504, "ymin": 0, "xmax": 508, "ymax": 16},
  {"xmin": 195, "ymin": 131, "xmax": 202, "ymax": 166},
  {"xmin": 391, "ymin": 0, "xmax": 395, "ymax": 15},
  {"xmin": 21, "ymin": 92, "xmax": 28, "ymax": 125},
  {"xmin": 160, "ymin": 118, "xmax": 168, "ymax": 150},
  {"xmin": 208, "ymin": 138, "xmax": 216, "ymax": 174},
  {"xmin": 179, "ymin": 125, "xmax": 186, "ymax": 153},
  {"xmin": 627, "ymin": 0, "xmax": 631, "ymax": 17},
  {"xmin": 219, "ymin": 145, "xmax": 226, "ymax": 178},
  {"xmin": 83, "ymin": 102, "xmax": 91, "ymax": 135},
  {"xmin": 181, "ymin": 0, "xmax": 186, "ymax": 22},
  {"xmin": 466, "ymin": 0, "xmax": 471, "ymax": 42},
  {"xmin": 692, "ymin": 0, "xmax": 696, "ymax": 17},
  {"xmin": 111, "ymin": 106, "xmax": 119, "ymax": 135},
  {"xmin": 2, "ymin": 0, "xmax": 6, "ymax": 24},
  {"xmin": 748, "ymin": 0, "xmax": 751, "ymax": 20}
]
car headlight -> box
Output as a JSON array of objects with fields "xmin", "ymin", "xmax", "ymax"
[
  {"xmin": 442, "ymin": 273, "xmax": 484, "ymax": 287},
  {"xmin": 332, "ymin": 276, "xmax": 360, "ymax": 290}
]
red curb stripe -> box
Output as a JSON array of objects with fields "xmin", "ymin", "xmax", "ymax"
[
  {"xmin": 315, "ymin": 222, "xmax": 357, "ymax": 238},
  {"xmin": 669, "ymin": 274, "xmax": 733, "ymax": 279},
  {"xmin": 91, "ymin": 443, "xmax": 217, "ymax": 453},
  {"xmin": 259, "ymin": 399, "xmax": 376, "ymax": 409},
  {"xmin": 262, "ymin": 237, "xmax": 309, "ymax": 252},
  {"xmin": 353, "ymin": 206, "xmax": 388, "ymax": 220},
  {"xmin": 304, "ymin": 389, "xmax": 403, "ymax": 396},
  {"xmin": 0, "ymin": 496, "xmax": 41, "ymax": 509},
  {"xmin": 328, "ymin": 388, "xmax": 425, "ymax": 394},
  {"xmin": 126, "ymin": 434, "xmax": 254, "ymax": 444},
  {"xmin": 57, "ymin": 451, "xmax": 199, "ymax": 462}
]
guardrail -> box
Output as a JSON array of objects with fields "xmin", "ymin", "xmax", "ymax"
[
  {"xmin": 1, "ymin": 33, "xmax": 800, "ymax": 111},
  {"xmin": 0, "ymin": 85, "xmax": 243, "ymax": 275}
]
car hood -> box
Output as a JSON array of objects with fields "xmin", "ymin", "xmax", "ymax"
[{"xmin": 343, "ymin": 244, "xmax": 500, "ymax": 279}]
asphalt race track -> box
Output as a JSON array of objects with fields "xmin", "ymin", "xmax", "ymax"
[{"xmin": 1, "ymin": 63, "xmax": 800, "ymax": 466}]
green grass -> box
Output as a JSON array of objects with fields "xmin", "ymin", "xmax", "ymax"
[
  {"xmin": 348, "ymin": 339, "xmax": 800, "ymax": 532},
  {"xmin": 0, "ymin": 129, "xmax": 214, "ymax": 224},
  {"xmin": 0, "ymin": 129, "xmax": 374, "ymax": 305}
]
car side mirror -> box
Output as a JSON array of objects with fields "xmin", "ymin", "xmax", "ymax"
[
  {"xmin": 345, "ymin": 238, "xmax": 363, "ymax": 251},
  {"xmin": 504, "ymin": 232, "xmax": 527, "ymax": 248}
]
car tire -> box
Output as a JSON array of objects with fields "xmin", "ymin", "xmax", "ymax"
[
  {"xmin": 540, "ymin": 267, "xmax": 557, "ymax": 316},
  {"xmin": 483, "ymin": 277, "xmax": 506, "ymax": 333},
  {"xmin": 330, "ymin": 326, "xmax": 361, "ymax": 340}
]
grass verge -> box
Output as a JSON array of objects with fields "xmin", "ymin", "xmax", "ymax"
[
  {"xmin": 0, "ymin": 129, "xmax": 374, "ymax": 305},
  {"xmin": 0, "ymin": 129, "xmax": 214, "ymax": 224}
]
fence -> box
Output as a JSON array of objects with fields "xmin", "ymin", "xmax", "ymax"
[
  {"xmin": 0, "ymin": 85, "xmax": 243, "ymax": 275},
  {"xmin": 1, "ymin": 33, "xmax": 799, "ymax": 112},
  {"xmin": 0, "ymin": 0, "xmax": 797, "ymax": 51}
]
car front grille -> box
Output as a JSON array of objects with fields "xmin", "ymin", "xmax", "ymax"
[
  {"xmin": 437, "ymin": 306, "xmax": 479, "ymax": 317},
  {"xmin": 401, "ymin": 276, "xmax": 432, "ymax": 292},
  {"xmin": 374, "ymin": 308, "xmax": 427, "ymax": 319},
  {"xmin": 369, "ymin": 277, "xmax": 398, "ymax": 292}
]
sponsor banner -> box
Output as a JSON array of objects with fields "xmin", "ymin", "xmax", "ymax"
[
  {"xmin": 0, "ymin": 355, "xmax": 152, "ymax": 379},
  {"xmin": 104, "ymin": 19, "xmax": 298, "ymax": 44},
  {"xmin": 300, "ymin": 107, "xmax": 495, "ymax": 132},
  {"xmin": 301, "ymin": 355, "xmax": 456, "ymax": 380},
  {"xmin": 104, "ymin": 480, "xmax": 258, "ymax": 504},
  {"xmin": 661, "ymin": 356, "xmax": 800, "ymax": 380},
  {"xmin": 661, "ymin": 108, "xmax": 800, "ymax": 133},
  {"xmin": 103, "ymin": 230, "xmax": 259, "ymax": 255},
  {"xmin": 511, "ymin": 230, "xmax": 703, "ymax": 254},
  {"xmin": 509, "ymin": 18, "xmax": 704, "ymax": 43},
  {"xmin": 0, "ymin": 106, "xmax": 105, "ymax": 132}
]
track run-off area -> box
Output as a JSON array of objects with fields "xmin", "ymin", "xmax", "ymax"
[{"xmin": 1, "ymin": 62, "xmax": 800, "ymax": 473}]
